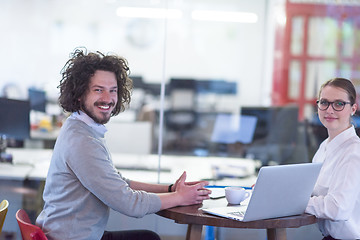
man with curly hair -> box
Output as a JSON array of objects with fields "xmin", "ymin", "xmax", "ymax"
[{"xmin": 36, "ymin": 48, "xmax": 211, "ymax": 240}]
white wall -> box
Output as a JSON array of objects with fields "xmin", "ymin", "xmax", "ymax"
[{"xmin": 0, "ymin": 0, "xmax": 277, "ymax": 106}]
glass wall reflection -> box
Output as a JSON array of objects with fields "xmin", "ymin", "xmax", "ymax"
[
  {"xmin": 3, "ymin": 1, "xmax": 360, "ymax": 238},
  {"xmin": 2, "ymin": 0, "xmax": 360, "ymax": 201}
]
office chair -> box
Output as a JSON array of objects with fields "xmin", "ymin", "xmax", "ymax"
[
  {"xmin": 16, "ymin": 209, "xmax": 48, "ymax": 240},
  {"xmin": 165, "ymin": 78, "xmax": 198, "ymax": 150},
  {"xmin": 245, "ymin": 105, "xmax": 308, "ymax": 166},
  {"xmin": 0, "ymin": 200, "xmax": 9, "ymax": 234}
]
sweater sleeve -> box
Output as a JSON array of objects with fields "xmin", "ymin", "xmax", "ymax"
[{"xmin": 64, "ymin": 126, "xmax": 161, "ymax": 218}]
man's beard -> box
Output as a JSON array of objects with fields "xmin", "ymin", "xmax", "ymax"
[{"xmin": 81, "ymin": 102, "xmax": 114, "ymax": 124}]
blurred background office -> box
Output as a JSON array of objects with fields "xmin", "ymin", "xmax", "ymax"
[{"xmin": 1, "ymin": 0, "xmax": 360, "ymax": 239}]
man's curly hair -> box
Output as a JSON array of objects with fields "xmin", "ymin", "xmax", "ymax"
[{"xmin": 58, "ymin": 47, "xmax": 132, "ymax": 116}]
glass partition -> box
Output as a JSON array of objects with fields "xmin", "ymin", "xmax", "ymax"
[
  {"xmin": 3, "ymin": 2, "xmax": 360, "ymax": 238},
  {"xmin": 3, "ymin": 0, "xmax": 360, "ymax": 173},
  {"xmin": 0, "ymin": 0, "xmax": 269, "ymax": 180}
]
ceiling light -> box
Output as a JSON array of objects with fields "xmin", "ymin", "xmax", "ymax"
[
  {"xmin": 192, "ymin": 10, "xmax": 258, "ymax": 23},
  {"xmin": 116, "ymin": 7, "xmax": 182, "ymax": 19}
]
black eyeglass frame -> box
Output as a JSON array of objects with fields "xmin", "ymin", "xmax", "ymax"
[{"xmin": 316, "ymin": 100, "xmax": 352, "ymax": 111}]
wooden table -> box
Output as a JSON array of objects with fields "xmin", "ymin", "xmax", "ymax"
[{"xmin": 156, "ymin": 198, "xmax": 317, "ymax": 240}]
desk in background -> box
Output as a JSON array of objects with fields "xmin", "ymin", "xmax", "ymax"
[
  {"xmin": 0, "ymin": 149, "xmax": 53, "ymax": 239},
  {"xmin": 2, "ymin": 148, "xmax": 257, "ymax": 183}
]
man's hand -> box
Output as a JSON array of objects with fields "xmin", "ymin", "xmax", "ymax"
[
  {"xmin": 172, "ymin": 171, "xmax": 210, "ymax": 191},
  {"xmin": 174, "ymin": 171, "xmax": 212, "ymax": 206}
]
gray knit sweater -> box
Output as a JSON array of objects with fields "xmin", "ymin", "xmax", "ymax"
[{"xmin": 36, "ymin": 113, "xmax": 161, "ymax": 240}]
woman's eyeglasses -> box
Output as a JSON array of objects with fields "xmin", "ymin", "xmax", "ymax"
[{"xmin": 316, "ymin": 100, "xmax": 351, "ymax": 111}]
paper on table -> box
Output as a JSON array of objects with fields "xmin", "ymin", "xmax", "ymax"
[{"xmin": 207, "ymin": 187, "xmax": 225, "ymax": 199}]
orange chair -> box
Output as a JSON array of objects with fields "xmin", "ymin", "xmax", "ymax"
[
  {"xmin": 0, "ymin": 200, "xmax": 9, "ymax": 234},
  {"xmin": 16, "ymin": 209, "xmax": 48, "ymax": 240}
]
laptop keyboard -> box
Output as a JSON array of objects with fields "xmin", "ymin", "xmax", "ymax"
[{"xmin": 229, "ymin": 211, "xmax": 245, "ymax": 217}]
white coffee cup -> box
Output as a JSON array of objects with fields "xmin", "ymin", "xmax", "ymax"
[{"xmin": 225, "ymin": 187, "xmax": 250, "ymax": 205}]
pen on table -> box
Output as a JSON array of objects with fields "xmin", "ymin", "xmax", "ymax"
[{"xmin": 205, "ymin": 185, "xmax": 253, "ymax": 190}]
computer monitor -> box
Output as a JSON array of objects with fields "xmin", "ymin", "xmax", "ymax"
[
  {"xmin": 240, "ymin": 106, "xmax": 280, "ymax": 141},
  {"xmin": 129, "ymin": 75, "xmax": 145, "ymax": 89},
  {"xmin": 211, "ymin": 114, "xmax": 258, "ymax": 144},
  {"xmin": 169, "ymin": 78, "xmax": 196, "ymax": 90},
  {"xmin": 241, "ymin": 105, "xmax": 299, "ymax": 143},
  {"xmin": 196, "ymin": 79, "xmax": 237, "ymax": 95},
  {"xmin": 145, "ymin": 83, "xmax": 164, "ymax": 96},
  {"xmin": 28, "ymin": 88, "xmax": 46, "ymax": 112},
  {"xmin": 0, "ymin": 98, "xmax": 31, "ymax": 140}
]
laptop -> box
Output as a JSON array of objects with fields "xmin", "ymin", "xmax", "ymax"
[
  {"xmin": 202, "ymin": 162, "xmax": 322, "ymax": 222},
  {"xmin": 211, "ymin": 114, "xmax": 258, "ymax": 144}
]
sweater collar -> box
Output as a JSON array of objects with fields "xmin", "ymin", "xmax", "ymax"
[{"xmin": 70, "ymin": 111, "xmax": 107, "ymax": 135}]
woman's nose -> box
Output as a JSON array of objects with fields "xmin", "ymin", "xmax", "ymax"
[{"xmin": 326, "ymin": 104, "xmax": 335, "ymax": 113}]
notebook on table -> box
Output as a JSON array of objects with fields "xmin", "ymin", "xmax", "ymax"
[{"xmin": 202, "ymin": 162, "xmax": 322, "ymax": 222}]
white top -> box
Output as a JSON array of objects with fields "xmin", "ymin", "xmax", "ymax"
[{"xmin": 305, "ymin": 126, "xmax": 360, "ymax": 240}]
